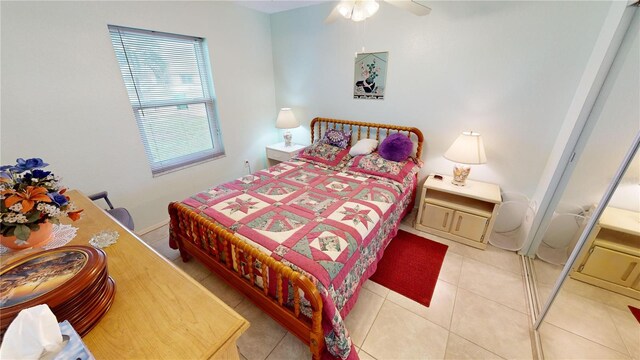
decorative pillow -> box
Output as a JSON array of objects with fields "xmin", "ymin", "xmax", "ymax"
[
  {"xmin": 349, "ymin": 139, "xmax": 378, "ymax": 157},
  {"xmin": 296, "ymin": 142, "xmax": 351, "ymax": 169},
  {"xmin": 320, "ymin": 129, "xmax": 352, "ymax": 149},
  {"xmin": 379, "ymin": 133, "xmax": 413, "ymax": 162},
  {"xmin": 347, "ymin": 152, "xmax": 418, "ymax": 183}
]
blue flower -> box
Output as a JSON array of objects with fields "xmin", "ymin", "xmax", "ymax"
[
  {"xmin": 0, "ymin": 165, "xmax": 15, "ymax": 171},
  {"xmin": 31, "ymin": 169, "xmax": 51, "ymax": 179},
  {"xmin": 48, "ymin": 193, "xmax": 68, "ymax": 206},
  {"xmin": 14, "ymin": 158, "xmax": 49, "ymax": 173}
]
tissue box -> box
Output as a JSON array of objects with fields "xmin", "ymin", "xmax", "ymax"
[{"xmin": 52, "ymin": 321, "xmax": 95, "ymax": 360}]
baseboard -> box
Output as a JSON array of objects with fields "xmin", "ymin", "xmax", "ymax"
[
  {"xmin": 522, "ymin": 255, "xmax": 544, "ymax": 360},
  {"xmin": 136, "ymin": 219, "xmax": 170, "ymax": 236}
]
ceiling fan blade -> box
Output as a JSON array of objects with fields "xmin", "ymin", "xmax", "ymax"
[
  {"xmin": 383, "ymin": 0, "xmax": 431, "ymax": 16},
  {"xmin": 324, "ymin": 5, "xmax": 343, "ymax": 24}
]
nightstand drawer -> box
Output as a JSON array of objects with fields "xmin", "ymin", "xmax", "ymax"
[
  {"xmin": 420, "ymin": 203, "xmax": 454, "ymax": 232},
  {"xmin": 266, "ymin": 148, "xmax": 292, "ymax": 162},
  {"xmin": 579, "ymin": 246, "xmax": 640, "ymax": 287},
  {"xmin": 414, "ymin": 174, "xmax": 501, "ymax": 250},
  {"xmin": 450, "ymin": 211, "xmax": 489, "ymax": 242},
  {"xmin": 266, "ymin": 143, "xmax": 305, "ymax": 167}
]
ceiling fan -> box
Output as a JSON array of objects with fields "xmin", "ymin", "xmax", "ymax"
[{"xmin": 325, "ymin": 0, "xmax": 431, "ymax": 23}]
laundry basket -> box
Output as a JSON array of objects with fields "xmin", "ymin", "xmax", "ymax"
[
  {"xmin": 489, "ymin": 192, "xmax": 533, "ymax": 251},
  {"xmin": 536, "ymin": 212, "xmax": 588, "ymax": 265}
]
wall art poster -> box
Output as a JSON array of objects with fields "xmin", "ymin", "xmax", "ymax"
[{"xmin": 354, "ymin": 52, "xmax": 388, "ymax": 100}]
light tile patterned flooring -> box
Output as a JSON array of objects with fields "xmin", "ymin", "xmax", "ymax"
[
  {"xmin": 534, "ymin": 259, "xmax": 640, "ymax": 360},
  {"xmin": 139, "ymin": 216, "xmax": 639, "ymax": 360}
]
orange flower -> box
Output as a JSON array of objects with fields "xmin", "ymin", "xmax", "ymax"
[
  {"xmin": 67, "ymin": 209, "xmax": 83, "ymax": 221},
  {"xmin": 3, "ymin": 186, "xmax": 51, "ymax": 213}
]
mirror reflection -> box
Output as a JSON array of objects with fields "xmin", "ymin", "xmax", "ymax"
[
  {"xmin": 531, "ymin": 10, "xmax": 639, "ymax": 357},
  {"xmin": 535, "ymin": 150, "xmax": 639, "ymax": 359}
]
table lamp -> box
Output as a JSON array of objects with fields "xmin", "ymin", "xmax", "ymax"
[
  {"xmin": 444, "ymin": 131, "xmax": 487, "ymax": 186},
  {"xmin": 276, "ymin": 108, "xmax": 300, "ymax": 147}
]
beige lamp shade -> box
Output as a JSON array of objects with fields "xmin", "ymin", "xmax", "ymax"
[
  {"xmin": 275, "ymin": 108, "xmax": 300, "ymax": 129},
  {"xmin": 444, "ymin": 131, "xmax": 487, "ymax": 165}
]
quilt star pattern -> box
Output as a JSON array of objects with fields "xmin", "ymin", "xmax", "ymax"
[{"xmin": 180, "ymin": 159, "xmax": 416, "ymax": 360}]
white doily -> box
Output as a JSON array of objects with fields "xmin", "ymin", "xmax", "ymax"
[{"xmin": 0, "ymin": 224, "xmax": 78, "ymax": 255}]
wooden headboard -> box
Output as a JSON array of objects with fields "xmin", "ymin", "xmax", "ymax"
[{"xmin": 310, "ymin": 117, "xmax": 424, "ymax": 160}]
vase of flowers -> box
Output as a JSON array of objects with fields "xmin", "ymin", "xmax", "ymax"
[{"xmin": 0, "ymin": 158, "xmax": 82, "ymax": 250}]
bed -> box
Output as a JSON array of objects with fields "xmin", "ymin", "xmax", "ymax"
[{"xmin": 169, "ymin": 117, "xmax": 424, "ymax": 360}]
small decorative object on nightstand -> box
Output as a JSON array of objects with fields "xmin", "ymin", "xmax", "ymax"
[
  {"xmin": 444, "ymin": 131, "xmax": 487, "ymax": 186},
  {"xmin": 266, "ymin": 142, "xmax": 306, "ymax": 167},
  {"xmin": 415, "ymin": 174, "xmax": 501, "ymax": 250},
  {"xmin": 275, "ymin": 108, "xmax": 300, "ymax": 147}
]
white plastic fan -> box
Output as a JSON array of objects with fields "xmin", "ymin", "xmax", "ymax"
[{"xmin": 325, "ymin": 0, "xmax": 431, "ymax": 23}]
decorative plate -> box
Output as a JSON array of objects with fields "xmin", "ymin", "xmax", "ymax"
[{"xmin": 0, "ymin": 246, "xmax": 111, "ymax": 335}]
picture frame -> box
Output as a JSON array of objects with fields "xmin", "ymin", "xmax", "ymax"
[{"xmin": 353, "ymin": 52, "xmax": 388, "ymax": 100}]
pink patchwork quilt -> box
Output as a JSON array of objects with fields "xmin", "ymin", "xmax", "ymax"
[{"xmin": 180, "ymin": 159, "xmax": 416, "ymax": 359}]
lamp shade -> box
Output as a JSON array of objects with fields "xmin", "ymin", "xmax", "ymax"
[
  {"xmin": 444, "ymin": 131, "xmax": 487, "ymax": 165},
  {"xmin": 275, "ymin": 108, "xmax": 299, "ymax": 129}
]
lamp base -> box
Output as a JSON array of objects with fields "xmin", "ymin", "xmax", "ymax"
[
  {"xmin": 451, "ymin": 164, "xmax": 471, "ymax": 186},
  {"xmin": 283, "ymin": 130, "xmax": 293, "ymax": 147}
]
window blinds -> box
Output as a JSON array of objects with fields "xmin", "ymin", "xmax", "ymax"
[{"xmin": 108, "ymin": 25, "xmax": 224, "ymax": 176}]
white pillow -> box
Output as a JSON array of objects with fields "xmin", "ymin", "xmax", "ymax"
[{"xmin": 349, "ymin": 139, "xmax": 379, "ymax": 156}]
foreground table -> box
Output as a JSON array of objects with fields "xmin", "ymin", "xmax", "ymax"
[{"xmin": 3, "ymin": 190, "xmax": 249, "ymax": 359}]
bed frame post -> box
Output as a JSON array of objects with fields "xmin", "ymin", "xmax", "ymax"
[
  {"xmin": 310, "ymin": 308, "xmax": 324, "ymax": 360},
  {"xmin": 169, "ymin": 205, "xmax": 190, "ymax": 262}
]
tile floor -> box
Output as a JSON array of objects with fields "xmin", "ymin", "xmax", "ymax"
[
  {"xmin": 533, "ymin": 259, "xmax": 640, "ymax": 360},
  {"xmin": 139, "ymin": 218, "xmax": 638, "ymax": 360}
]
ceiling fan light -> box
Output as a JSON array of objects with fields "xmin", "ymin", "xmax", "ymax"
[
  {"xmin": 363, "ymin": 0, "xmax": 379, "ymax": 16},
  {"xmin": 351, "ymin": 6, "xmax": 367, "ymax": 21},
  {"xmin": 351, "ymin": 0, "xmax": 375, "ymax": 22},
  {"xmin": 337, "ymin": 1, "xmax": 355, "ymax": 18}
]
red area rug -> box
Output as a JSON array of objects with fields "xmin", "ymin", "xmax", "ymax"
[
  {"xmin": 370, "ymin": 230, "xmax": 448, "ymax": 307},
  {"xmin": 629, "ymin": 306, "xmax": 640, "ymax": 324}
]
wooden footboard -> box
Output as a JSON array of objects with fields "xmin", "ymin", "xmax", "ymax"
[{"xmin": 168, "ymin": 202, "xmax": 325, "ymax": 360}]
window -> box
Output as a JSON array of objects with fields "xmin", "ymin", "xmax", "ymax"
[{"xmin": 108, "ymin": 25, "xmax": 224, "ymax": 176}]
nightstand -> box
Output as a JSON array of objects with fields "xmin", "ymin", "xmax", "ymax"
[
  {"xmin": 266, "ymin": 142, "xmax": 306, "ymax": 167},
  {"xmin": 570, "ymin": 207, "xmax": 640, "ymax": 300},
  {"xmin": 415, "ymin": 174, "xmax": 501, "ymax": 250}
]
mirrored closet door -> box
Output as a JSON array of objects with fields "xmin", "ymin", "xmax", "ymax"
[
  {"xmin": 527, "ymin": 5, "xmax": 639, "ymax": 359},
  {"xmin": 534, "ymin": 139, "xmax": 639, "ymax": 359}
]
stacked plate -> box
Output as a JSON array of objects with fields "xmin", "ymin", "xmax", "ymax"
[{"xmin": 0, "ymin": 245, "xmax": 115, "ymax": 337}]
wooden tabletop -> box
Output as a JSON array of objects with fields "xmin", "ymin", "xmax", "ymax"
[
  {"xmin": 425, "ymin": 174, "xmax": 502, "ymax": 204},
  {"xmin": 3, "ymin": 190, "xmax": 248, "ymax": 359},
  {"xmin": 599, "ymin": 206, "xmax": 640, "ymax": 236}
]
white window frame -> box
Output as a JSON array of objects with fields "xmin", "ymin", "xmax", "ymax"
[{"xmin": 108, "ymin": 25, "xmax": 224, "ymax": 176}]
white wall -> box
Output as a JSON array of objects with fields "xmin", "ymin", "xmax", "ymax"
[
  {"xmin": 1, "ymin": 1, "xmax": 277, "ymax": 231},
  {"xmin": 271, "ymin": 1, "xmax": 610, "ymax": 196},
  {"xmin": 560, "ymin": 10, "xmax": 640, "ymax": 212}
]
